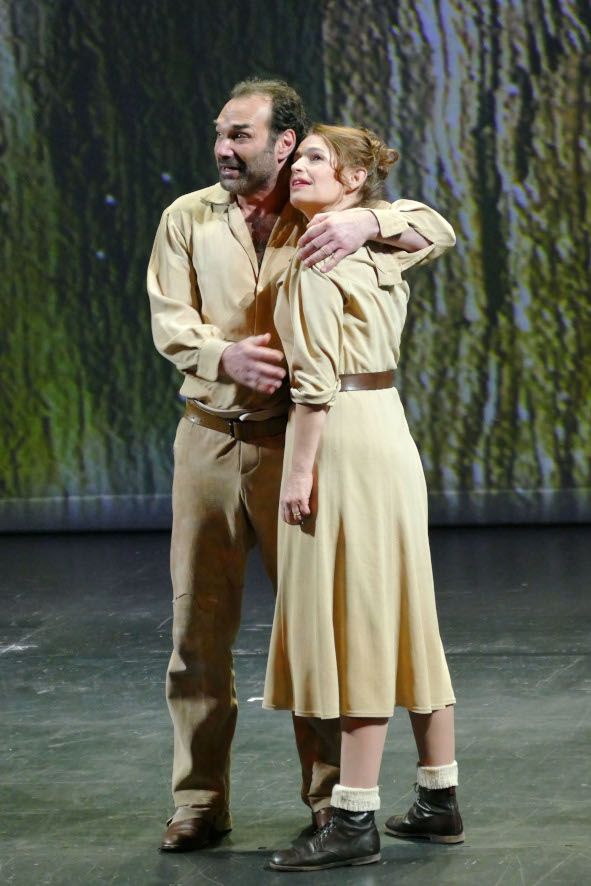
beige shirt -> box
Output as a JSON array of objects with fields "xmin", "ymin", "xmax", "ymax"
[
  {"xmin": 147, "ymin": 186, "xmax": 452, "ymax": 416},
  {"xmin": 273, "ymin": 200, "xmax": 456, "ymax": 407}
]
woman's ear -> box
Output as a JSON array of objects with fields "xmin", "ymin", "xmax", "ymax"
[{"xmin": 344, "ymin": 166, "xmax": 368, "ymax": 193}]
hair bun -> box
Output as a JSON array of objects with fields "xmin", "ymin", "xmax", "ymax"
[
  {"xmin": 376, "ymin": 145, "xmax": 399, "ymax": 178},
  {"xmin": 363, "ymin": 129, "xmax": 399, "ymax": 179}
]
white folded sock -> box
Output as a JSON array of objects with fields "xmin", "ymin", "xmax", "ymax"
[
  {"xmin": 331, "ymin": 783, "xmax": 381, "ymax": 812},
  {"xmin": 417, "ymin": 760, "xmax": 458, "ymax": 789}
]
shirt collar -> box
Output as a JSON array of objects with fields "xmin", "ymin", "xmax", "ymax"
[
  {"xmin": 200, "ymin": 183, "xmax": 234, "ymax": 207},
  {"xmin": 199, "ymin": 182, "xmax": 302, "ymax": 228}
]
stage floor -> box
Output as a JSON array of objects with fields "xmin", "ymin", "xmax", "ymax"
[{"xmin": 1, "ymin": 527, "xmax": 589, "ymax": 885}]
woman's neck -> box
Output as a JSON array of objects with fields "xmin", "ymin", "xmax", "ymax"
[{"xmin": 301, "ymin": 193, "xmax": 361, "ymax": 220}]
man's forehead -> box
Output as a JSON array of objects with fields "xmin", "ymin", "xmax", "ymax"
[{"xmin": 215, "ymin": 95, "xmax": 272, "ymax": 129}]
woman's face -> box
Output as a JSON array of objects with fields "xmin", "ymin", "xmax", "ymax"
[{"xmin": 290, "ymin": 135, "xmax": 349, "ymax": 218}]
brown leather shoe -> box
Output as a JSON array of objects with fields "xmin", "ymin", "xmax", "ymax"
[
  {"xmin": 295, "ymin": 807, "xmax": 334, "ymax": 842},
  {"xmin": 270, "ymin": 809, "xmax": 381, "ymax": 871},
  {"xmin": 315, "ymin": 807, "xmax": 333, "ymax": 829},
  {"xmin": 384, "ymin": 786, "xmax": 464, "ymax": 844},
  {"xmin": 159, "ymin": 817, "xmax": 230, "ymax": 852}
]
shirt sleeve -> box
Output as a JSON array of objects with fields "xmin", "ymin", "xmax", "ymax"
[
  {"xmin": 146, "ymin": 209, "xmax": 230, "ymax": 381},
  {"xmin": 286, "ymin": 263, "xmax": 344, "ymax": 408},
  {"xmin": 369, "ymin": 198, "xmax": 456, "ymax": 274}
]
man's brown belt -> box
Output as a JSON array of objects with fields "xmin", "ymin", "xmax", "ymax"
[
  {"xmin": 184, "ymin": 400, "xmax": 288, "ymax": 442},
  {"xmin": 184, "ymin": 371, "xmax": 395, "ymax": 441}
]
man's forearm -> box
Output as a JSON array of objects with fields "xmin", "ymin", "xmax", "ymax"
[
  {"xmin": 295, "ymin": 203, "xmax": 438, "ymax": 270},
  {"xmin": 363, "ymin": 210, "xmax": 432, "ymax": 251}
]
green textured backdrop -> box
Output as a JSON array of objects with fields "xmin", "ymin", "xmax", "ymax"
[{"xmin": 1, "ymin": 0, "xmax": 590, "ymax": 529}]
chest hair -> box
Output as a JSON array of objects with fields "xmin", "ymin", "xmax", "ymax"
[{"xmin": 244, "ymin": 211, "xmax": 280, "ymax": 266}]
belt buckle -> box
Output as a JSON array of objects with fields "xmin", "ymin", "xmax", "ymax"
[{"xmin": 226, "ymin": 419, "xmax": 237, "ymax": 439}]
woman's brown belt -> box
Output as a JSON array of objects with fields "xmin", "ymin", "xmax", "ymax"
[
  {"xmin": 339, "ymin": 370, "xmax": 395, "ymax": 392},
  {"xmin": 184, "ymin": 371, "xmax": 395, "ymax": 440}
]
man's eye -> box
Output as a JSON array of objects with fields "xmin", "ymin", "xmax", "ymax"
[{"xmin": 235, "ymin": 133, "xmax": 249, "ymax": 140}]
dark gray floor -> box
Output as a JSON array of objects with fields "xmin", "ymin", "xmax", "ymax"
[{"xmin": 1, "ymin": 527, "xmax": 590, "ymax": 885}]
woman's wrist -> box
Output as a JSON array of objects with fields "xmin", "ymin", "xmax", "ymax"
[{"xmin": 290, "ymin": 463, "xmax": 314, "ymax": 477}]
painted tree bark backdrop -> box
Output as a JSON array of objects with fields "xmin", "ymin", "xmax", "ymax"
[
  {"xmin": 1, "ymin": 0, "xmax": 589, "ymax": 528},
  {"xmin": 323, "ymin": 0, "xmax": 591, "ymax": 521},
  {"xmin": 0, "ymin": 0, "xmax": 325, "ymax": 528}
]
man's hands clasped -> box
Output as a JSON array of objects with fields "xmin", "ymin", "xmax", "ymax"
[{"xmin": 221, "ymin": 332, "xmax": 286, "ymax": 394}]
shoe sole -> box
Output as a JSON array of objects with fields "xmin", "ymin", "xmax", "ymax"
[
  {"xmin": 159, "ymin": 827, "xmax": 232, "ymax": 852},
  {"xmin": 269, "ymin": 853, "xmax": 381, "ymax": 871},
  {"xmin": 384, "ymin": 826, "xmax": 464, "ymax": 844}
]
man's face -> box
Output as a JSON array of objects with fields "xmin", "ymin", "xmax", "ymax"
[{"xmin": 214, "ymin": 95, "xmax": 279, "ymax": 196}]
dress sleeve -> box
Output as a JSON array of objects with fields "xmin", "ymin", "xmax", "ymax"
[
  {"xmin": 286, "ymin": 263, "xmax": 344, "ymax": 408},
  {"xmin": 370, "ymin": 198, "xmax": 456, "ymax": 274},
  {"xmin": 147, "ymin": 209, "xmax": 230, "ymax": 381}
]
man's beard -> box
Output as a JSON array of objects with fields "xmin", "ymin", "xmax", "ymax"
[{"xmin": 218, "ymin": 145, "xmax": 276, "ymax": 196}]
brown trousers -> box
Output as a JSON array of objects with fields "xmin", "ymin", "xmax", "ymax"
[{"xmin": 167, "ymin": 416, "xmax": 340, "ymax": 829}]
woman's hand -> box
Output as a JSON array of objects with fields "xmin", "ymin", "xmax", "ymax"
[{"xmin": 280, "ymin": 471, "xmax": 314, "ymax": 525}]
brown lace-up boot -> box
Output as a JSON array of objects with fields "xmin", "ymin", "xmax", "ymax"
[
  {"xmin": 270, "ymin": 807, "xmax": 381, "ymax": 871},
  {"xmin": 385, "ymin": 784, "xmax": 464, "ymax": 844}
]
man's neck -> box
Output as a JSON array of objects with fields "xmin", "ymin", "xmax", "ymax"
[{"xmin": 236, "ymin": 170, "xmax": 290, "ymax": 218}]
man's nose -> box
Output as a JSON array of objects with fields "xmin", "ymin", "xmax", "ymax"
[{"xmin": 215, "ymin": 138, "xmax": 233, "ymax": 158}]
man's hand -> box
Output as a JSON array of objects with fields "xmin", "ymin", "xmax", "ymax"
[
  {"xmin": 296, "ymin": 209, "xmax": 379, "ymax": 272},
  {"xmin": 220, "ymin": 333, "xmax": 286, "ymax": 394}
]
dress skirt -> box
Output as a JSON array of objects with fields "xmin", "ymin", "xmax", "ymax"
[{"xmin": 263, "ymin": 387, "xmax": 456, "ymax": 719}]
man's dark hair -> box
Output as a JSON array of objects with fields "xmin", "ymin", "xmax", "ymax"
[{"xmin": 230, "ymin": 77, "xmax": 309, "ymax": 147}]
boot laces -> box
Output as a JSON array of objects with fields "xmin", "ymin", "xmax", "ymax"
[{"xmin": 311, "ymin": 817, "xmax": 337, "ymax": 849}]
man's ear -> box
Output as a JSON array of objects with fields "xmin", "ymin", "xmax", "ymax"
[
  {"xmin": 275, "ymin": 129, "xmax": 297, "ymax": 162},
  {"xmin": 344, "ymin": 166, "xmax": 368, "ymax": 193}
]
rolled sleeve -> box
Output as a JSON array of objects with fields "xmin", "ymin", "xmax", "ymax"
[
  {"xmin": 389, "ymin": 199, "xmax": 456, "ymax": 273},
  {"xmin": 287, "ymin": 264, "xmax": 344, "ymax": 407},
  {"xmin": 369, "ymin": 207, "xmax": 412, "ymax": 240},
  {"xmin": 367, "ymin": 199, "xmax": 456, "ymax": 274}
]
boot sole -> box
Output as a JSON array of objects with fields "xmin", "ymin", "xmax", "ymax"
[
  {"xmin": 159, "ymin": 827, "xmax": 232, "ymax": 852},
  {"xmin": 269, "ymin": 852, "xmax": 381, "ymax": 871},
  {"xmin": 384, "ymin": 826, "xmax": 464, "ymax": 845}
]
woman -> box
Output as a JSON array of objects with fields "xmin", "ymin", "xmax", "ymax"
[{"xmin": 263, "ymin": 125, "xmax": 463, "ymax": 872}]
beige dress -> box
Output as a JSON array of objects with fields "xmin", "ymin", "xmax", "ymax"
[{"xmin": 263, "ymin": 213, "xmax": 456, "ymax": 718}]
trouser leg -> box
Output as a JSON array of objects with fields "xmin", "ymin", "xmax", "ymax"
[
  {"xmin": 291, "ymin": 715, "xmax": 341, "ymax": 812},
  {"xmin": 242, "ymin": 435, "xmax": 341, "ymax": 812},
  {"xmin": 167, "ymin": 419, "xmax": 250, "ymax": 828}
]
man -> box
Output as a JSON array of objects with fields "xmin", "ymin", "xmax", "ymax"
[{"xmin": 147, "ymin": 77, "xmax": 436, "ymax": 852}]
